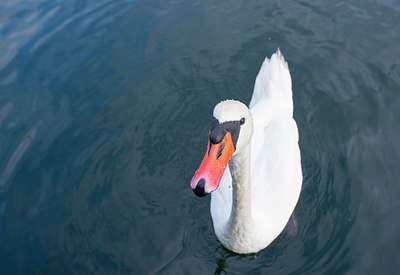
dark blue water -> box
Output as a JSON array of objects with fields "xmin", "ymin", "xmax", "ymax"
[{"xmin": 1, "ymin": 0, "xmax": 400, "ymax": 274}]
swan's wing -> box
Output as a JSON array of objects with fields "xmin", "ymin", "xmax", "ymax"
[
  {"xmin": 249, "ymin": 49, "xmax": 302, "ymax": 234},
  {"xmin": 249, "ymin": 49, "xmax": 295, "ymax": 170},
  {"xmin": 250, "ymin": 114, "xmax": 302, "ymax": 232}
]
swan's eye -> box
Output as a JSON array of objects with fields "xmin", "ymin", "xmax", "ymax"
[{"xmin": 240, "ymin": 117, "xmax": 245, "ymax": 125}]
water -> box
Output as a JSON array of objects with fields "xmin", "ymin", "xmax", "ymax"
[{"xmin": 1, "ymin": 0, "xmax": 399, "ymax": 274}]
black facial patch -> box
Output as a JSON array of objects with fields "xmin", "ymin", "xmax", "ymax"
[
  {"xmin": 209, "ymin": 118, "xmax": 241, "ymax": 148},
  {"xmin": 217, "ymin": 143, "xmax": 225, "ymax": 159}
]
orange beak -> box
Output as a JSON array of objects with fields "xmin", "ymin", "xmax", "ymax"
[{"xmin": 190, "ymin": 132, "xmax": 235, "ymax": 197}]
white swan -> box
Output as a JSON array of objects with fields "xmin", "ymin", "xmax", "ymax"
[{"xmin": 190, "ymin": 49, "xmax": 302, "ymax": 254}]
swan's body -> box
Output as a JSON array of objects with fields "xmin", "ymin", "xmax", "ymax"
[{"xmin": 190, "ymin": 49, "xmax": 302, "ymax": 254}]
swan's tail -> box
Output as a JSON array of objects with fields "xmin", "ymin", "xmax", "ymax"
[{"xmin": 249, "ymin": 49, "xmax": 293, "ymax": 115}]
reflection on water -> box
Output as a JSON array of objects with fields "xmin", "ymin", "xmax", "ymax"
[
  {"xmin": 0, "ymin": 122, "xmax": 40, "ymax": 187},
  {"xmin": 1, "ymin": 0, "xmax": 400, "ymax": 273},
  {"xmin": 0, "ymin": 102, "xmax": 13, "ymax": 125}
]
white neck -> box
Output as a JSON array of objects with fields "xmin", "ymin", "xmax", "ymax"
[{"xmin": 221, "ymin": 143, "xmax": 254, "ymax": 252}]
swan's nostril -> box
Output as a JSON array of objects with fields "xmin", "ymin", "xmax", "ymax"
[{"xmin": 193, "ymin": 178, "xmax": 208, "ymax": 197}]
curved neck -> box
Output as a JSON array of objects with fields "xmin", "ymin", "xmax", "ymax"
[{"xmin": 227, "ymin": 143, "xmax": 252, "ymax": 231}]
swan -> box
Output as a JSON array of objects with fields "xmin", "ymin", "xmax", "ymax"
[{"xmin": 189, "ymin": 49, "xmax": 302, "ymax": 254}]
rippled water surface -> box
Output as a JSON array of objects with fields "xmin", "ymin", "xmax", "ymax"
[{"xmin": 1, "ymin": 0, "xmax": 400, "ymax": 274}]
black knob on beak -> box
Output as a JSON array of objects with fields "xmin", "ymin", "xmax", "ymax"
[{"xmin": 193, "ymin": 178, "xmax": 208, "ymax": 197}]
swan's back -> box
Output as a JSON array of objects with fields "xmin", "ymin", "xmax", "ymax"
[{"xmin": 250, "ymin": 49, "xmax": 302, "ymax": 243}]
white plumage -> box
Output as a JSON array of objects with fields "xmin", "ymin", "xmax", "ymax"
[{"xmin": 208, "ymin": 49, "xmax": 302, "ymax": 253}]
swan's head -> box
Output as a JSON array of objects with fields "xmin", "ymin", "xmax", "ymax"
[{"xmin": 190, "ymin": 100, "xmax": 253, "ymax": 197}]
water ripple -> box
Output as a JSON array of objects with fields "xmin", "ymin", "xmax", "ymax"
[{"xmin": 1, "ymin": 0, "xmax": 400, "ymax": 273}]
